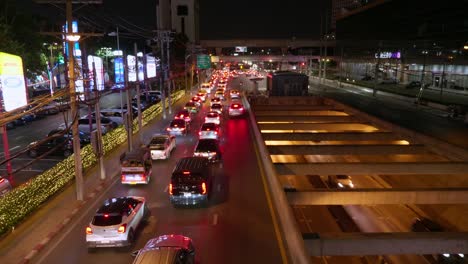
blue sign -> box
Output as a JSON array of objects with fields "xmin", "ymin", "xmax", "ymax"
[{"xmin": 114, "ymin": 57, "xmax": 124, "ymax": 84}]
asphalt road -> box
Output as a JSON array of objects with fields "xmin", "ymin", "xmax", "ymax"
[{"xmin": 33, "ymin": 80, "xmax": 283, "ymax": 264}]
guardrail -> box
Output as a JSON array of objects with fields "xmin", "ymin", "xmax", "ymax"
[{"xmin": 243, "ymin": 96, "xmax": 310, "ymax": 264}]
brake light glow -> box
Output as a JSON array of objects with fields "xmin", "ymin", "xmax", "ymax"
[
  {"xmin": 104, "ymin": 214, "xmax": 109, "ymax": 218},
  {"xmin": 198, "ymin": 131, "xmax": 202, "ymax": 136},
  {"xmin": 183, "ymin": 171, "xmax": 190, "ymax": 175},
  {"xmin": 166, "ymin": 127, "xmax": 170, "ymax": 131},
  {"xmin": 201, "ymin": 182, "xmax": 207, "ymax": 195},
  {"xmin": 169, "ymin": 183, "xmax": 173, "ymax": 195},
  {"xmin": 0, "ymin": 178, "xmax": 4, "ymax": 183},
  {"xmin": 86, "ymin": 226, "xmax": 93, "ymax": 235},
  {"xmin": 118, "ymin": 224, "xmax": 127, "ymax": 234}
]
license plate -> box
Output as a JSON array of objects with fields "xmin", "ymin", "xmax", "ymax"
[
  {"xmin": 101, "ymin": 240, "xmax": 110, "ymax": 244},
  {"xmin": 183, "ymin": 192, "xmax": 192, "ymax": 197}
]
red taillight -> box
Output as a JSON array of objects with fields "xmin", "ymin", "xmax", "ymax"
[
  {"xmin": 86, "ymin": 226, "xmax": 93, "ymax": 235},
  {"xmin": 166, "ymin": 127, "xmax": 170, "ymax": 131},
  {"xmin": 239, "ymin": 107, "xmax": 244, "ymax": 111},
  {"xmin": 183, "ymin": 171, "xmax": 190, "ymax": 175},
  {"xmin": 201, "ymin": 182, "xmax": 207, "ymax": 195},
  {"xmin": 198, "ymin": 131, "xmax": 202, "ymax": 136},
  {"xmin": 121, "ymin": 175, "xmax": 125, "ymax": 181},
  {"xmin": 214, "ymin": 131, "xmax": 218, "ymax": 135},
  {"xmin": 118, "ymin": 224, "xmax": 127, "ymax": 234},
  {"xmin": 0, "ymin": 178, "xmax": 4, "ymax": 184},
  {"xmin": 169, "ymin": 183, "xmax": 173, "ymax": 195},
  {"xmin": 104, "ymin": 214, "xmax": 109, "ymax": 218}
]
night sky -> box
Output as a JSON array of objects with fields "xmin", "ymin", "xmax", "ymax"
[{"xmin": 24, "ymin": 0, "xmax": 329, "ymax": 40}]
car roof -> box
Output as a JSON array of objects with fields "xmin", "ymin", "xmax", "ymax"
[
  {"xmin": 144, "ymin": 235, "xmax": 192, "ymax": 249},
  {"xmin": 133, "ymin": 247, "xmax": 179, "ymax": 264},
  {"xmin": 96, "ymin": 197, "xmax": 140, "ymax": 215}
]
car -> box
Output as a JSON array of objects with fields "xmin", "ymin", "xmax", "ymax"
[
  {"xmin": 210, "ymin": 103, "xmax": 223, "ymax": 114},
  {"xmin": 228, "ymin": 103, "xmax": 245, "ymax": 117},
  {"xmin": 86, "ymin": 196, "xmax": 149, "ymax": 250},
  {"xmin": 193, "ymin": 138, "xmax": 222, "ymax": 162},
  {"xmin": 411, "ymin": 218, "xmax": 465, "ymax": 263},
  {"xmin": 196, "ymin": 92, "xmax": 207, "ymax": 102},
  {"xmin": 198, "ymin": 123, "xmax": 221, "ymax": 140},
  {"xmin": 405, "ymin": 81, "xmax": 421, "ymax": 89},
  {"xmin": 204, "ymin": 111, "xmax": 221, "ymax": 125},
  {"xmin": 210, "ymin": 97, "xmax": 221, "ymax": 107},
  {"xmin": 174, "ymin": 110, "xmax": 193, "ymax": 124},
  {"xmin": 230, "ymin": 89, "xmax": 240, "ymax": 99},
  {"xmin": 380, "ymin": 78, "xmax": 397, "ymax": 85},
  {"xmin": 75, "ymin": 117, "xmax": 115, "ymax": 133},
  {"xmin": 166, "ymin": 119, "xmax": 189, "ymax": 136},
  {"xmin": 328, "ymin": 175, "xmax": 354, "ymax": 188},
  {"xmin": 190, "ymin": 96, "xmax": 202, "ymax": 107},
  {"xmin": 214, "ymin": 90, "xmax": 225, "ymax": 100},
  {"xmin": 201, "ymin": 82, "xmax": 212, "ymax": 92},
  {"xmin": 98, "ymin": 109, "xmax": 129, "ymax": 126},
  {"xmin": 0, "ymin": 176, "xmax": 12, "ymax": 197},
  {"xmin": 131, "ymin": 234, "xmax": 196, "ymax": 264},
  {"xmin": 28, "ymin": 135, "xmax": 74, "ymax": 158},
  {"xmin": 184, "ymin": 102, "xmax": 199, "ymax": 113},
  {"xmin": 48, "ymin": 128, "xmax": 91, "ymax": 145},
  {"xmin": 147, "ymin": 134, "xmax": 176, "ymax": 160},
  {"xmin": 170, "ymin": 157, "xmax": 213, "ymax": 206}
]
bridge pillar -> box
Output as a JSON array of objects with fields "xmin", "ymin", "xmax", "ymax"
[{"xmin": 215, "ymin": 48, "xmax": 223, "ymax": 56}]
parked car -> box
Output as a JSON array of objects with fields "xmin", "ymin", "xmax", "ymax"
[
  {"xmin": 131, "ymin": 235, "xmax": 196, "ymax": 264},
  {"xmin": 147, "ymin": 134, "xmax": 176, "ymax": 160},
  {"xmin": 86, "ymin": 196, "xmax": 149, "ymax": 250},
  {"xmin": 48, "ymin": 128, "xmax": 91, "ymax": 145},
  {"xmin": 95, "ymin": 109, "xmax": 127, "ymax": 126},
  {"xmin": 28, "ymin": 135, "xmax": 73, "ymax": 158},
  {"xmin": 405, "ymin": 81, "xmax": 421, "ymax": 89},
  {"xmin": 0, "ymin": 176, "xmax": 12, "ymax": 197},
  {"xmin": 380, "ymin": 78, "xmax": 397, "ymax": 85}
]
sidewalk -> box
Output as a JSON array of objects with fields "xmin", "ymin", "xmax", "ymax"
[{"xmin": 0, "ymin": 94, "xmax": 190, "ymax": 264}]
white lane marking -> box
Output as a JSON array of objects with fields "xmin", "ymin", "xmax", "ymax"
[
  {"xmin": 212, "ymin": 213, "xmax": 218, "ymax": 226},
  {"xmin": 10, "ymin": 145, "xmax": 20, "ymax": 151},
  {"xmin": 164, "ymin": 185, "xmax": 168, "ymax": 193},
  {"xmin": 217, "ymin": 184, "xmax": 221, "ymax": 192}
]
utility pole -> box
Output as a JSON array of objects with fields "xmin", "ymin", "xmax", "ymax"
[
  {"xmin": 323, "ymin": 13, "xmax": 329, "ymax": 82},
  {"xmin": 123, "ymin": 51, "xmax": 133, "ymax": 151},
  {"xmin": 92, "ymin": 61, "xmax": 105, "ymax": 180},
  {"xmin": 66, "ymin": 0, "xmax": 83, "ymax": 200},
  {"xmin": 373, "ymin": 41, "xmax": 382, "ymax": 97},
  {"xmin": 154, "ymin": 30, "xmax": 173, "ymax": 117},
  {"xmin": 134, "ymin": 43, "xmax": 143, "ymax": 141}
]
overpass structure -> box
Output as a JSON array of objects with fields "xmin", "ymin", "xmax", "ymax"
[{"xmin": 245, "ymin": 94, "xmax": 468, "ymax": 262}]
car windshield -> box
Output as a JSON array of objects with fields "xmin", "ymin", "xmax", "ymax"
[
  {"xmin": 172, "ymin": 173, "xmax": 205, "ymax": 184},
  {"xmin": 212, "ymin": 104, "xmax": 222, "ymax": 109},
  {"xmin": 92, "ymin": 214, "xmax": 122, "ymax": 226}
]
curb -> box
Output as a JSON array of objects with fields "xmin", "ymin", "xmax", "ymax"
[{"xmin": 19, "ymin": 180, "xmax": 107, "ymax": 264}]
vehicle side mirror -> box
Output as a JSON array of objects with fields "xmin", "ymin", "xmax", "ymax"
[{"xmin": 131, "ymin": 250, "xmax": 140, "ymax": 257}]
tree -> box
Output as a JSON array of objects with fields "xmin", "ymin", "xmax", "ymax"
[{"xmin": 0, "ymin": 0, "xmax": 48, "ymax": 78}]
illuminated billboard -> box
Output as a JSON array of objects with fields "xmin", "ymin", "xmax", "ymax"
[
  {"xmin": 63, "ymin": 20, "xmax": 83, "ymax": 93},
  {"xmin": 146, "ymin": 54, "xmax": 157, "ymax": 78},
  {"xmin": 114, "ymin": 57, "xmax": 124, "ymax": 84},
  {"xmin": 235, "ymin": 46, "xmax": 247, "ymax": 52},
  {"xmin": 0, "ymin": 52, "xmax": 28, "ymax": 111},
  {"xmin": 138, "ymin": 56, "xmax": 144, "ymax": 81},
  {"xmin": 88, "ymin": 55, "xmax": 104, "ymax": 91},
  {"xmin": 127, "ymin": 55, "xmax": 136, "ymax": 82}
]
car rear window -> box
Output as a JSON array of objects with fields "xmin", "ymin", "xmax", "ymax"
[
  {"xmin": 170, "ymin": 120, "xmax": 185, "ymax": 127},
  {"xmin": 196, "ymin": 140, "xmax": 218, "ymax": 151},
  {"xmin": 207, "ymin": 112, "xmax": 218, "ymax": 117},
  {"xmin": 150, "ymin": 137, "xmax": 167, "ymax": 145},
  {"xmin": 201, "ymin": 123, "xmax": 217, "ymax": 130},
  {"xmin": 92, "ymin": 214, "xmax": 122, "ymax": 226},
  {"xmin": 172, "ymin": 173, "xmax": 205, "ymax": 184}
]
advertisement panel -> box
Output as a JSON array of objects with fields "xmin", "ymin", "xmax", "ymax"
[
  {"xmin": 114, "ymin": 57, "xmax": 124, "ymax": 84},
  {"xmin": 211, "ymin": 56, "xmax": 220, "ymax": 63},
  {"xmin": 88, "ymin": 55, "xmax": 104, "ymax": 91},
  {"xmin": 146, "ymin": 55, "xmax": 157, "ymax": 78},
  {"xmin": 138, "ymin": 56, "xmax": 144, "ymax": 81},
  {"xmin": 127, "ymin": 55, "xmax": 137, "ymax": 82},
  {"xmin": 0, "ymin": 52, "xmax": 28, "ymax": 111},
  {"xmin": 235, "ymin": 46, "xmax": 247, "ymax": 52}
]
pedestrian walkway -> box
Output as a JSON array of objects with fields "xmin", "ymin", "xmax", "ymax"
[{"xmin": 0, "ymin": 93, "xmax": 191, "ymax": 264}]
